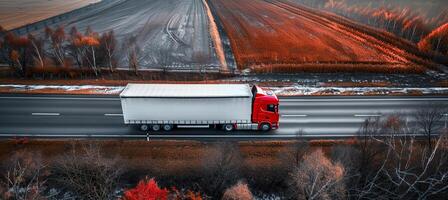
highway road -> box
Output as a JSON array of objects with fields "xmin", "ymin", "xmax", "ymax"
[{"xmin": 0, "ymin": 95, "xmax": 447, "ymax": 139}]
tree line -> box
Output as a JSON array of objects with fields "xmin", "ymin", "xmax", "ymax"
[
  {"xmin": 293, "ymin": 0, "xmax": 448, "ymax": 57},
  {"xmin": 0, "ymin": 25, "xmax": 121, "ymax": 78}
]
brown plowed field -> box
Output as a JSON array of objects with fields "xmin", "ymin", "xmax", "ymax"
[{"xmin": 208, "ymin": 0, "xmax": 430, "ymax": 73}]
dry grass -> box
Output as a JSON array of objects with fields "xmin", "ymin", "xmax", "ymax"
[
  {"xmin": 0, "ymin": 139, "xmax": 356, "ymax": 176},
  {"xmin": 321, "ymin": 81, "xmax": 394, "ymax": 87},
  {"xmin": 438, "ymin": 80, "xmax": 448, "ymax": 87},
  {"xmin": 252, "ymin": 63, "xmax": 425, "ymax": 74}
]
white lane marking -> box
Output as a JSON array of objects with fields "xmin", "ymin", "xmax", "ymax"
[
  {"xmin": 31, "ymin": 113, "xmax": 60, "ymax": 116},
  {"xmin": 281, "ymin": 98, "xmax": 448, "ymax": 102},
  {"xmin": 0, "ymin": 97, "xmax": 120, "ymax": 101},
  {"xmin": 104, "ymin": 113, "xmax": 123, "ymax": 116},
  {"xmin": 282, "ymin": 114, "xmax": 308, "ymax": 117},
  {"xmin": 354, "ymin": 114, "xmax": 382, "ymax": 117}
]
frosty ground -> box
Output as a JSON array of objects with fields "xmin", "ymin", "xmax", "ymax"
[
  {"xmin": 23, "ymin": 0, "xmax": 224, "ymax": 70},
  {"xmin": 1, "ymin": 83, "xmax": 448, "ymax": 96}
]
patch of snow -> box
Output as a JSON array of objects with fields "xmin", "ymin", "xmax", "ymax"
[
  {"xmin": 1, "ymin": 84, "xmax": 447, "ymax": 96},
  {"xmin": 0, "ymin": 84, "xmax": 125, "ymax": 94},
  {"xmin": 265, "ymin": 86, "xmax": 448, "ymax": 96}
]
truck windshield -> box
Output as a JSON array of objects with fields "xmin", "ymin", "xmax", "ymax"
[{"xmin": 267, "ymin": 104, "xmax": 276, "ymax": 112}]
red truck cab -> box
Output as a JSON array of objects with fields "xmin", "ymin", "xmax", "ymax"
[{"xmin": 251, "ymin": 86, "xmax": 280, "ymax": 131}]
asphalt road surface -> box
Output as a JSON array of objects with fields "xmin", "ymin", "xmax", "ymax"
[{"xmin": 0, "ymin": 95, "xmax": 447, "ymax": 139}]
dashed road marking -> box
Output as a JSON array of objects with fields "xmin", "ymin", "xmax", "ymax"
[{"xmin": 31, "ymin": 113, "xmax": 60, "ymax": 116}]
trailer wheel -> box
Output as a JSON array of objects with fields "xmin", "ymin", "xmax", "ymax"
[
  {"xmin": 224, "ymin": 124, "xmax": 234, "ymax": 132},
  {"xmin": 140, "ymin": 125, "xmax": 149, "ymax": 131},
  {"xmin": 163, "ymin": 124, "xmax": 173, "ymax": 131},
  {"xmin": 152, "ymin": 125, "xmax": 161, "ymax": 131},
  {"xmin": 260, "ymin": 123, "xmax": 271, "ymax": 131}
]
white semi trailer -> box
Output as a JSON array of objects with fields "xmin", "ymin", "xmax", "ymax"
[{"xmin": 120, "ymin": 84, "xmax": 279, "ymax": 131}]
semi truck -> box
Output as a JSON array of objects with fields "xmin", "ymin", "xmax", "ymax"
[{"xmin": 120, "ymin": 84, "xmax": 279, "ymax": 132}]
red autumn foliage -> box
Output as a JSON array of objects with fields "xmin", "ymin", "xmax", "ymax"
[
  {"xmin": 9, "ymin": 50, "xmax": 20, "ymax": 62},
  {"xmin": 81, "ymin": 36, "xmax": 100, "ymax": 46},
  {"xmin": 321, "ymin": 1, "xmax": 436, "ymax": 41},
  {"xmin": 52, "ymin": 26, "xmax": 66, "ymax": 44},
  {"xmin": 171, "ymin": 188, "xmax": 203, "ymax": 200},
  {"xmin": 418, "ymin": 23, "xmax": 448, "ymax": 54},
  {"xmin": 123, "ymin": 178, "xmax": 168, "ymax": 200},
  {"xmin": 4, "ymin": 32, "xmax": 30, "ymax": 48}
]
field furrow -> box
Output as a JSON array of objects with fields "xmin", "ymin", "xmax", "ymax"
[
  {"xmin": 208, "ymin": 0, "xmax": 430, "ymax": 73},
  {"xmin": 27, "ymin": 0, "xmax": 221, "ymax": 70}
]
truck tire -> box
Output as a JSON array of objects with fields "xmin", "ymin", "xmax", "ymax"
[
  {"xmin": 152, "ymin": 125, "xmax": 161, "ymax": 131},
  {"xmin": 140, "ymin": 125, "xmax": 149, "ymax": 131},
  {"xmin": 163, "ymin": 124, "xmax": 173, "ymax": 131},
  {"xmin": 260, "ymin": 123, "xmax": 271, "ymax": 131},
  {"xmin": 224, "ymin": 124, "xmax": 234, "ymax": 132}
]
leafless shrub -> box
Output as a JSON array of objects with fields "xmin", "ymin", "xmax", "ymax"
[
  {"xmin": 51, "ymin": 143, "xmax": 124, "ymax": 200},
  {"xmin": 280, "ymin": 129, "xmax": 309, "ymax": 170},
  {"xmin": 125, "ymin": 36, "xmax": 140, "ymax": 75},
  {"xmin": 331, "ymin": 145, "xmax": 360, "ymax": 174},
  {"xmin": 289, "ymin": 149, "xmax": 347, "ymax": 200},
  {"xmin": 359, "ymin": 134, "xmax": 448, "ymax": 199},
  {"xmin": 201, "ymin": 142, "xmax": 242, "ymax": 199},
  {"xmin": 0, "ymin": 150, "xmax": 48, "ymax": 200},
  {"xmin": 99, "ymin": 30, "xmax": 117, "ymax": 72},
  {"xmin": 222, "ymin": 181, "xmax": 253, "ymax": 200},
  {"xmin": 414, "ymin": 103, "xmax": 448, "ymax": 150},
  {"xmin": 353, "ymin": 113, "xmax": 448, "ymax": 199}
]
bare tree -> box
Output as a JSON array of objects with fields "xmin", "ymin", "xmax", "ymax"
[
  {"xmin": 354, "ymin": 114, "xmax": 448, "ymax": 199},
  {"xmin": 201, "ymin": 142, "xmax": 242, "ymax": 199},
  {"xmin": 2, "ymin": 32, "xmax": 31, "ymax": 76},
  {"xmin": 281, "ymin": 129, "xmax": 309, "ymax": 169},
  {"xmin": 363, "ymin": 134, "xmax": 448, "ymax": 199},
  {"xmin": 289, "ymin": 149, "xmax": 347, "ymax": 200},
  {"xmin": 81, "ymin": 35, "xmax": 100, "ymax": 76},
  {"xmin": 51, "ymin": 143, "xmax": 124, "ymax": 200},
  {"xmin": 222, "ymin": 181, "xmax": 253, "ymax": 200},
  {"xmin": 414, "ymin": 103, "xmax": 447, "ymax": 150},
  {"xmin": 67, "ymin": 27, "xmax": 84, "ymax": 68},
  {"xmin": 125, "ymin": 36, "xmax": 140, "ymax": 75},
  {"xmin": 27, "ymin": 33, "xmax": 45, "ymax": 69},
  {"xmin": 0, "ymin": 150, "xmax": 48, "ymax": 200},
  {"xmin": 45, "ymin": 26, "xmax": 66, "ymax": 67},
  {"xmin": 99, "ymin": 30, "xmax": 117, "ymax": 72},
  {"xmin": 356, "ymin": 116, "xmax": 388, "ymax": 180}
]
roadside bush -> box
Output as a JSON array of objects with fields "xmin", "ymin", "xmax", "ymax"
[
  {"xmin": 0, "ymin": 150, "xmax": 48, "ymax": 200},
  {"xmin": 222, "ymin": 181, "xmax": 253, "ymax": 200},
  {"xmin": 123, "ymin": 178, "xmax": 168, "ymax": 200},
  {"xmin": 200, "ymin": 142, "xmax": 242, "ymax": 199},
  {"xmin": 289, "ymin": 149, "xmax": 346, "ymax": 200},
  {"xmin": 51, "ymin": 143, "xmax": 124, "ymax": 200},
  {"xmin": 123, "ymin": 177, "xmax": 203, "ymax": 200}
]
